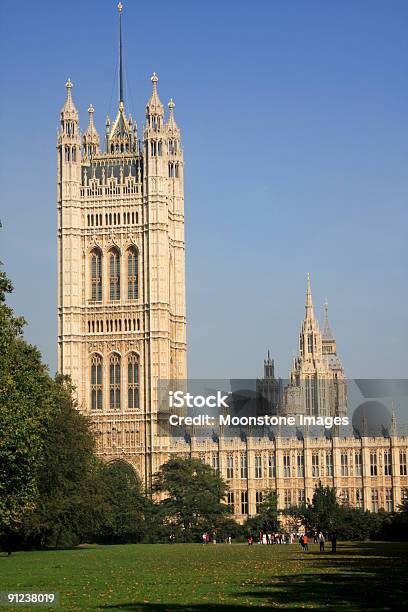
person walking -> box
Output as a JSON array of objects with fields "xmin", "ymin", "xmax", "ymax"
[
  {"xmin": 303, "ymin": 533, "xmax": 309, "ymax": 552},
  {"xmin": 330, "ymin": 532, "xmax": 337, "ymax": 553},
  {"xmin": 318, "ymin": 531, "xmax": 325, "ymax": 552}
]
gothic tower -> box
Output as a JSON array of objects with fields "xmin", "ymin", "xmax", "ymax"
[
  {"xmin": 57, "ymin": 3, "xmax": 186, "ymax": 486},
  {"xmin": 284, "ymin": 274, "xmax": 347, "ymax": 417}
]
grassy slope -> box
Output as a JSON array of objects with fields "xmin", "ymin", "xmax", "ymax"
[{"xmin": 0, "ymin": 542, "xmax": 407, "ymax": 611}]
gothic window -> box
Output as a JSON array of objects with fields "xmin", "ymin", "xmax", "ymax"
[
  {"xmin": 312, "ymin": 453, "xmax": 320, "ymax": 478},
  {"xmin": 283, "ymin": 453, "xmax": 291, "ymax": 478},
  {"xmin": 326, "ymin": 452, "xmax": 333, "ymax": 477},
  {"xmin": 255, "ymin": 491, "xmax": 263, "ymax": 513},
  {"xmin": 109, "ymin": 353, "xmax": 121, "ymax": 410},
  {"xmin": 109, "ymin": 249, "xmax": 120, "ymax": 301},
  {"xmin": 212, "ymin": 455, "xmax": 219, "ymax": 472},
  {"xmin": 241, "ymin": 491, "xmax": 248, "ymax": 514},
  {"xmin": 127, "ymin": 247, "xmax": 138, "ymax": 300},
  {"xmin": 175, "ymin": 163, "xmax": 179, "ymax": 178},
  {"xmin": 371, "ymin": 489, "xmax": 379, "ymax": 512},
  {"xmin": 384, "ymin": 451, "xmax": 392, "ymax": 476},
  {"xmin": 399, "ymin": 451, "xmax": 407, "ymax": 476},
  {"xmin": 255, "ymin": 455, "xmax": 262, "ymax": 479},
  {"xmin": 385, "ymin": 489, "xmax": 393, "ymax": 512},
  {"xmin": 268, "ymin": 454, "xmax": 276, "ymax": 478},
  {"xmin": 90, "ymin": 354, "xmax": 103, "ymax": 410},
  {"xmin": 298, "ymin": 489, "xmax": 305, "ymax": 505},
  {"xmin": 227, "ymin": 491, "xmax": 235, "ymax": 513},
  {"xmin": 355, "ymin": 452, "xmax": 362, "ymax": 476},
  {"xmin": 370, "ymin": 451, "xmax": 378, "ymax": 476},
  {"xmin": 297, "ymin": 452, "xmax": 304, "ymax": 477},
  {"xmin": 240, "ymin": 455, "xmax": 248, "ymax": 479},
  {"xmin": 226, "ymin": 455, "xmax": 234, "ymax": 479},
  {"xmin": 284, "ymin": 489, "xmax": 292, "ymax": 509},
  {"xmin": 340, "ymin": 489, "xmax": 349, "ymax": 505},
  {"xmin": 308, "ymin": 333, "xmax": 313, "ymax": 353},
  {"xmin": 341, "ymin": 453, "xmax": 348, "ymax": 476},
  {"xmin": 91, "ymin": 249, "xmax": 102, "ymax": 301},
  {"xmin": 127, "ymin": 353, "xmax": 139, "ymax": 410},
  {"xmin": 356, "ymin": 488, "xmax": 363, "ymax": 509}
]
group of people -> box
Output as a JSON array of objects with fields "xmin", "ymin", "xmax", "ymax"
[
  {"xmin": 245, "ymin": 530, "xmax": 337, "ymax": 552},
  {"xmin": 251, "ymin": 531, "xmax": 296, "ymax": 545},
  {"xmin": 199, "ymin": 529, "xmax": 338, "ymax": 551},
  {"xmin": 299, "ymin": 531, "xmax": 337, "ymax": 552},
  {"xmin": 202, "ymin": 531, "xmax": 232, "ymax": 544}
]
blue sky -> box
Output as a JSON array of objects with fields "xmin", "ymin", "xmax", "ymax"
[{"xmin": 0, "ymin": 0, "xmax": 407, "ymax": 379}]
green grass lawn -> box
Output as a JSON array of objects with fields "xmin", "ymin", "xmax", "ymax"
[{"xmin": 1, "ymin": 541, "xmax": 407, "ymax": 611}]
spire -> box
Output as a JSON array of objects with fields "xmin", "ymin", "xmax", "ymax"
[
  {"xmin": 118, "ymin": 2, "xmax": 124, "ymax": 107},
  {"xmin": 322, "ymin": 298, "xmax": 334, "ymax": 341},
  {"xmin": 146, "ymin": 73, "xmax": 164, "ymax": 119},
  {"xmin": 390, "ymin": 404, "xmax": 397, "ymax": 437},
  {"xmin": 305, "ymin": 273, "xmax": 314, "ymax": 319},
  {"xmin": 167, "ymin": 98, "xmax": 178, "ymax": 130},
  {"xmin": 61, "ymin": 78, "xmax": 78, "ymax": 118},
  {"xmin": 86, "ymin": 105, "xmax": 97, "ymax": 133},
  {"xmin": 83, "ymin": 104, "xmax": 100, "ymax": 158}
]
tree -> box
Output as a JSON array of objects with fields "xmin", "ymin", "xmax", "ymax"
[
  {"xmin": 0, "ymin": 271, "xmax": 54, "ymax": 551},
  {"xmin": 298, "ymin": 483, "xmax": 342, "ymax": 534},
  {"xmin": 245, "ymin": 490, "xmax": 279, "ymax": 535},
  {"xmin": 91, "ymin": 461, "xmax": 150, "ymax": 544},
  {"xmin": 21, "ymin": 376, "xmax": 102, "ymax": 548},
  {"xmin": 153, "ymin": 457, "xmax": 228, "ymax": 540}
]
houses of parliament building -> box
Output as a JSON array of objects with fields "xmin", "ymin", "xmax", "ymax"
[{"xmin": 58, "ymin": 4, "xmax": 408, "ymax": 520}]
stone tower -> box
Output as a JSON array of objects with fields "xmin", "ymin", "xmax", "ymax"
[
  {"xmin": 284, "ymin": 274, "xmax": 347, "ymax": 417},
  {"xmin": 57, "ymin": 3, "xmax": 186, "ymax": 486}
]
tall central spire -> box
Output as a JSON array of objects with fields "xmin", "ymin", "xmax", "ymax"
[
  {"xmin": 305, "ymin": 272, "xmax": 314, "ymax": 320},
  {"xmin": 118, "ymin": 2, "xmax": 124, "ymax": 107}
]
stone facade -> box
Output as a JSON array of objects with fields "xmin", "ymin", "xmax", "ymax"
[
  {"xmin": 57, "ymin": 69, "xmax": 186, "ymax": 489},
  {"xmin": 57, "ymin": 5, "xmax": 407, "ymax": 519}
]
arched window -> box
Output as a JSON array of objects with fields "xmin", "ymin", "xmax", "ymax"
[
  {"xmin": 109, "ymin": 353, "xmax": 121, "ymax": 410},
  {"xmin": 127, "ymin": 247, "xmax": 138, "ymax": 300},
  {"xmin": 128, "ymin": 353, "xmax": 139, "ymax": 410},
  {"xmin": 91, "ymin": 354, "xmax": 103, "ymax": 410},
  {"xmin": 109, "ymin": 249, "xmax": 120, "ymax": 301},
  {"xmin": 91, "ymin": 249, "xmax": 102, "ymax": 301}
]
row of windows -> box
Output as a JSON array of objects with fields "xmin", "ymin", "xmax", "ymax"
[
  {"xmin": 226, "ymin": 488, "xmax": 408, "ymax": 515},
  {"xmin": 110, "ymin": 142, "xmax": 133, "ymax": 154},
  {"xmin": 221, "ymin": 450, "xmax": 408, "ymax": 480},
  {"xmin": 87, "ymin": 211, "xmax": 139, "ymax": 227},
  {"xmin": 64, "ymin": 145, "xmax": 77, "ymax": 162},
  {"xmin": 64, "ymin": 121, "xmax": 76, "ymax": 136},
  {"xmin": 168, "ymin": 162, "xmax": 179, "ymax": 178},
  {"xmin": 148, "ymin": 139, "xmax": 178, "ymax": 156},
  {"xmin": 90, "ymin": 353, "xmax": 139, "ymax": 411},
  {"xmin": 91, "ymin": 247, "xmax": 138, "ymax": 302},
  {"xmin": 87, "ymin": 318, "xmax": 141, "ymax": 334}
]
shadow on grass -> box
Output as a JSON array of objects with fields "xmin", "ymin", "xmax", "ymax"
[
  {"xmin": 102, "ymin": 606, "xmax": 248, "ymax": 611},
  {"xmin": 100, "ymin": 543, "xmax": 408, "ymax": 611}
]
